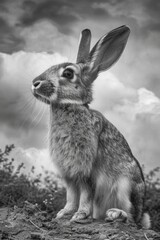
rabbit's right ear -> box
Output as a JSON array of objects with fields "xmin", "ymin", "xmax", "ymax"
[
  {"xmin": 87, "ymin": 25, "xmax": 130, "ymax": 83},
  {"xmin": 76, "ymin": 29, "xmax": 91, "ymax": 64}
]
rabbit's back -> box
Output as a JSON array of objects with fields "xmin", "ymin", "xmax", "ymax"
[{"xmin": 91, "ymin": 109, "xmax": 144, "ymax": 182}]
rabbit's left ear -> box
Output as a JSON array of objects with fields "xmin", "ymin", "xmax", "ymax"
[
  {"xmin": 76, "ymin": 29, "xmax": 91, "ymax": 63},
  {"xmin": 87, "ymin": 25, "xmax": 130, "ymax": 82}
]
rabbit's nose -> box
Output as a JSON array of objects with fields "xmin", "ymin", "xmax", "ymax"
[{"xmin": 33, "ymin": 80, "xmax": 42, "ymax": 89}]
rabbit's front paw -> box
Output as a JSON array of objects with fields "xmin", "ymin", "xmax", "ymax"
[
  {"xmin": 56, "ymin": 208, "xmax": 75, "ymax": 219},
  {"xmin": 70, "ymin": 210, "xmax": 89, "ymax": 222},
  {"xmin": 105, "ymin": 208, "xmax": 128, "ymax": 222}
]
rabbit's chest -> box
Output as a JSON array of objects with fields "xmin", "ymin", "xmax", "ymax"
[{"xmin": 49, "ymin": 106, "xmax": 98, "ymax": 178}]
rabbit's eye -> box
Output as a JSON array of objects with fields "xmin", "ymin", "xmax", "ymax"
[{"xmin": 62, "ymin": 68, "xmax": 74, "ymax": 80}]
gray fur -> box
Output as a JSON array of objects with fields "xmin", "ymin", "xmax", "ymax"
[{"xmin": 32, "ymin": 25, "xmax": 150, "ymax": 228}]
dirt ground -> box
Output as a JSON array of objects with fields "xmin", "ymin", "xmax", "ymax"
[{"xmin": 0, "ymin": 202, "xmax": 159, "ymax": 240}]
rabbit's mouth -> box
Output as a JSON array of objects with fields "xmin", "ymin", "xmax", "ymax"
[
  {"xmin": 32, "ymin": 80, "xmax": 55, "ymax": 104},
  {"xmin": 32, "ymin": 92, "xmax": 51, "ymax": 104}
]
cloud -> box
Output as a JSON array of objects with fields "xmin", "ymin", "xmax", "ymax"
[
  {"xmin": 0, "ymin": 51, "xmax": 67, "ymax": 149},
  {"xmin": 11, "ymin": 147, "xmax": 51, "ymax": 174},
  {"xmin": 91, "ymin": 72, "xmax": 137, "ymax": 112},
  {"xmin": 93, "ymin": 1, "xmax": 146, "ymax": 22},
  {"xmin": 0, "ymin": 17, "xmax": 24, "ymax": 53},
  {"xmin": 0, "ymin": 0, "xmax": 24, "ymax": 26},
  {"xmin": 0, "ymin": 0, "xmax": 160, "ymax": 55},
  {"xmin": 135, "ymin": 88, "xmax": 160, "ymax": 115},
  {"xmin": 0, "ymin": 0, "xmax": 160, "ymax": 99},
  {"xmin": 0, "ymin": 0, "xmax": 159, "ymax": 173},
  {"xmin": 91, "ymin": 72, "xmax": 160, "ymax": 171},
  {"xmin": 10, "ymin": 146, "xmax": 62, "ymax": 186},
  {"xmin": 116, "ymin": 34, "xmax": 160, "ymax": 98},
  {"xmin": 19, "ymin": 20, "xmax": 77, "ymax": 59},
  {"xmin": 0, "ymin": 50, "xmax": 159, "ymax": 173},
  {"xmin": 144, "ymin": 0, "xmax": 160, "ymax": 31},
  {"xmin": 92, "ymin": 0, "xmax": 160, "ymax": 33},
  {"xmin": 21, "ymin": 0, "xmax": 78, "ymax": 34},
  {"xmin": 0, "ymin": 0, "xmax": 26, "ymax": 53}
]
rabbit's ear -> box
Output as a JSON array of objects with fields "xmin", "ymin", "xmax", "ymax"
[
  {"xmin": 76, "ymin": 29, "xmax": 91, "ymax": 63},
  {"xmin": 88, "ymin": 25, "xmax": 130, "ymax": 81}
]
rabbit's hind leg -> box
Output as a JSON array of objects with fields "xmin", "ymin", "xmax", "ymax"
[
  {"xmin": 93, "ymin": 173, "xmax": 111, "ymax": 219},
  {"xmin": 56, "ymin": 180, "xmax": 79, "ymax": 219},
  {"xmin": 105, "ymin": 208, "xmax": 128, "ymax": 222},
  {"xmin": 105, "ymin": 177, "xmax": 132, "ymax": 222}
]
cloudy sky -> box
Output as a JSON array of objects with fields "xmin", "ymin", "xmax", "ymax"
[{"xmin": 0, "ymin": 0, "xmax": 160, "ymax": 174}]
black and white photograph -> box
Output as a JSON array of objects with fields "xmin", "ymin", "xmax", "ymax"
[{"xmin": 0, "ymin": 0, "xmax": 159, "ymax": 239}]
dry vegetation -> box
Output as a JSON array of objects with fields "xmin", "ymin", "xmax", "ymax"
[{"xmin": 0, "ymin": 145, "xmax": 160, "ymax": 239}]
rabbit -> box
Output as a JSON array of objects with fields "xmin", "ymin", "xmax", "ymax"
[{"xmin": 32, "ymin": 25, "xmax": 150, "ymax": 228}]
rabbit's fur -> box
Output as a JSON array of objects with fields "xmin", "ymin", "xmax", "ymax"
[{"xmin": 32, "ymin": 26, "xmax": 150, "ymax": 228}]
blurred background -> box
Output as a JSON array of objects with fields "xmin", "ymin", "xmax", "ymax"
[{"xmin": 0, "ymin": 0, "xmax": 160, "ymax": 175}]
